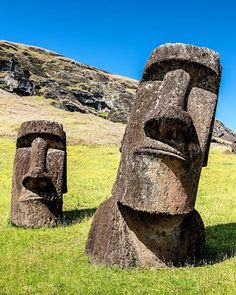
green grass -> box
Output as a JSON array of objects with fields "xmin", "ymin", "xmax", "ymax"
[
  {"xmin": 98, "ymin": 111, "xmax": 108, "ymax": 119},
  {"xmin": 0, "ymin": 138, "xmax": 235, "ymax": 294}
]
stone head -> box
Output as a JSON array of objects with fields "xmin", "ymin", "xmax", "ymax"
[
  {"xmin": 11, "ymin": 120, "xmax": 67, "ymax": 227},
  {"xmin": 112, "ymin": 43, "xmax": 221, "ymax": 215}
]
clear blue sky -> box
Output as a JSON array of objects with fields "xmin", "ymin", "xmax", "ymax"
[{"xmin": 1, "ymin": 0, "xmax": 236, "ymax": 130}]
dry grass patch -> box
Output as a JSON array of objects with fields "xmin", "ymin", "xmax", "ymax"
[{"xmin": 0, "ymin": 89, "xmax": 125, "ymax": 145}]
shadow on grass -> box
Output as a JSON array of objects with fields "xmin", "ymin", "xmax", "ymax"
[
  {"xmin": 201, "ymin": 223, "xmax": 236, "ymax": 265},
  {"xmin": 63, "ymin": 208, "xmax": 96, "ymax": 226},
  {"xmin": 62, "ymin": 212, "xmax": 236, "ymax": 265}
]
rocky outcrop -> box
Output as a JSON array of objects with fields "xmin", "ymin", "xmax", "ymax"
[
  {"xmin": 0, "ymin": 56, "xmax": 40, "ymax": 95},
  {"xmin": 0, "ymin": 40, "xmax": 235, "ymax": 144},
  {"xmin": 213, "ymin": 120, "xmax": 236, "ymax": 144},
  {"xmin": 0, "ymin": 40, "xmax": 137, "ymax": 115}
]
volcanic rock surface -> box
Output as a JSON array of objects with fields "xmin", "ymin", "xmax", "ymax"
[
  {"xmin": 0, "ymin": 40, "xmax": 137, "ymax": 116},
  {"xmin": 0, "ymin": 40, "xmax": 235, "ymax": 144}
]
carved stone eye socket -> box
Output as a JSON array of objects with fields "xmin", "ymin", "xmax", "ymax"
[
  {"xmin": 17, "ymin": 134, "xmax": 65, "ymax": 150},
  {"xmin": 144, "ymin": 117, "xmax": 197, "ymax": 146},
  {"xmin": 142, "ymin": 60, "xmax": 220, "ymax": 95}
]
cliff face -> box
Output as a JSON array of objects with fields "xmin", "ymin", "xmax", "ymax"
[
  {"xmin": 0, "ymin": 40, "xmax": 137, "ymax": 116},
  {"xmin": 0, "ymin": 40, "xmax": 235, "ymax": 145}
]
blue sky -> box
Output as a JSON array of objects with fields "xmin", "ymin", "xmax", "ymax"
[{"xmin": 1, "ymin": 0, "xmax": 236, "ymax": 130}]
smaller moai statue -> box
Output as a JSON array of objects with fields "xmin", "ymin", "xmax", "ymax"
[
  {"xmin": 86, "ymin": 43, "xmax": 222, "ymax": 268},
  {"xmin": 11, "ymin": 120, "xmax": 67, "ymax": 228}
]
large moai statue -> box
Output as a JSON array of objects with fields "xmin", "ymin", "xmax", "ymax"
[
  {"xmin": 11, "ymin": 120, "xmax": 67, "ymax": 228},
  {"xmin": 86, "ymin": 43, "xmax": 222, "ymax": 267}
]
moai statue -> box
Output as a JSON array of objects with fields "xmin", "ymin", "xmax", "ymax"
[
  {"xmin": 11, "ymin": 120, "xmax": 67, "ymax": 228},
  {"xmin": 86, "ymin": 43, "xmax": 221, "ymax": 267}
]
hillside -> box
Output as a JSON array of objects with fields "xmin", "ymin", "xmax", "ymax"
[
  {"xmin": 0, "ymin": 89, "xmax": 125, "ymax": 145},
  {"xmin": 0, "ymin": 40, "xmax": 236, "ymax": 146},
  {"xmin": 0, "ymin": 40, "xmax": 137, "ymax": 122},
  {"xmin": 0, "ymin": 42, "xmax": 236, "ymax": 295}
]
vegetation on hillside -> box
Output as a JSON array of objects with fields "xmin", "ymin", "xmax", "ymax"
[
  {"xmin": 0, "ymin": 137, "xmax": 235, "ymax": 294},
  {"xmin": 0, "ymin": 40, "xmax": 137, "ymax": 118}
]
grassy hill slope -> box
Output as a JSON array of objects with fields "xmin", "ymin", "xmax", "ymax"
[
  {"xmin": 0, "ymin": 89, "xmax": 125, "ymax": 145},
  {"xmin": 0, "ymin": 89, "xmax": 236, "ymax": 294}
]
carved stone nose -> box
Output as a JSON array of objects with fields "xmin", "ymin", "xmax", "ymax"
[
  {"xmin": 160, "ymin": 69, "xmax": 191, "ymax": 108},
  {"xmin": 22, "ymin": 137, "xmax": 52, "ymax": 193},
  {"xmin": 142, "ymin": 69, "xmax": 192, "ymax": 145}
]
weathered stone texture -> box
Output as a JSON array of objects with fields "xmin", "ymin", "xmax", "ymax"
[
  {"xmin": 86, "ymin": 43, "xmax": 222, "ymax": 267},
  {"xmin": 11, "ymin": 120, "xmax": 67, "ymax": 228}
]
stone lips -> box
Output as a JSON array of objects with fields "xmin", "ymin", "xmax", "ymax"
[{"xmin": 86, "ymin": 43, "xmax": 222, "ymax": 267}]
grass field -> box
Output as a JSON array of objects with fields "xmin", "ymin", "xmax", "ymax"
[{"xmin": 0, "ymin": 136, "xmax": 236, "ymax": 294}]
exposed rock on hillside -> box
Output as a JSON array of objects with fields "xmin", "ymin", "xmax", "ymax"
[
  {"xmin": 213, "ymin": 120, "xmax": 236, "ymax": 145},
  {"xmin": 0, "ymin": 40, "xmax": 235, "ymax": 145},
  {"xmin": 0, "ymin": 40, "xmax": 137, "ymax": 115}
]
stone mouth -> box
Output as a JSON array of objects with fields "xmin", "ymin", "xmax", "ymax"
[
  {"xmin": 135, "ymin": 147, "xmax": 187, "ymax": 161},
  {"xmin": 19, "ymin": 191, "xmax": 58, "ymax": 202},
  {"xmin": 19, "ymin": 194, "xmax": 44, "ymax": 202}
]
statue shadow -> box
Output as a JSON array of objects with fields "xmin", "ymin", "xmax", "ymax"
[
  {"xmin": 199, "ymin": 222, "xmax": 236, "ymax": 265},
  {"xmin": 63, "ymin": 208, "xmax": 96, "ymax": 226}
]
